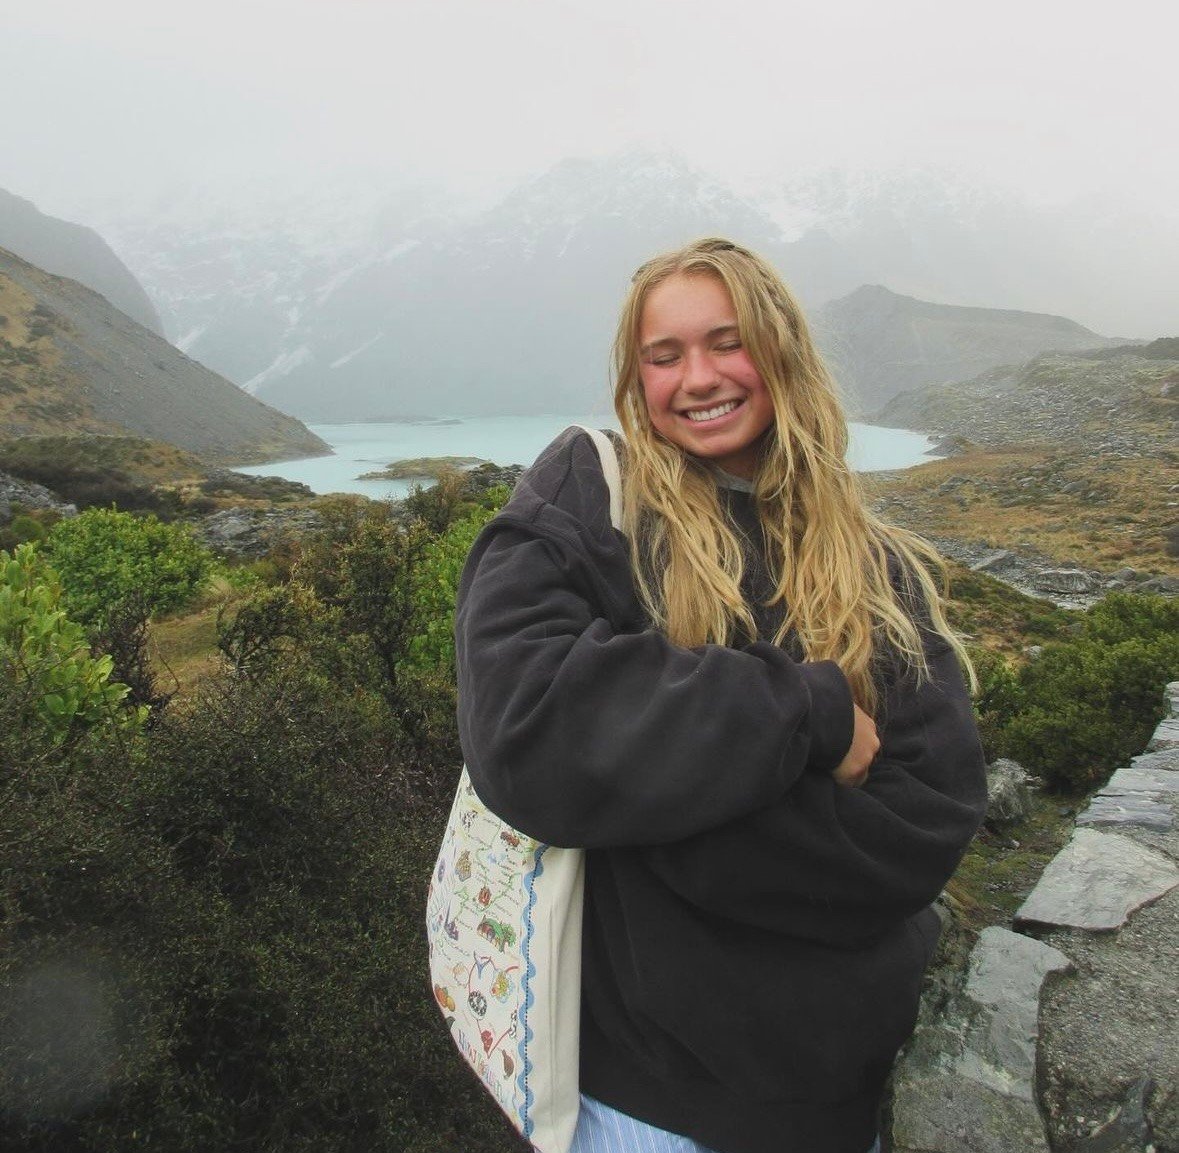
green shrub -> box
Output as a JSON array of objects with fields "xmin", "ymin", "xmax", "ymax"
[
  {"xmin": 974, "ymin": 592, "xmax": 1179, "ymax": 791},
  {"xmin": 1080, "ymin": 590, "xmax": 1178, "ymax": 646},
  {"xmin": 0, "ymin": 507, "xmax": 61, "ymax": 553},
  {"xmin": 0, "ymin": 650, "xmax": 522, "ymax": 1151},
  {"xmin": 0, "ymin": 500, "xmax": 527, "ymax": 1150},
  {"xmin": 44, "ymin": 508, "xmax": 213, "ymax": 627},
  {"xmin": 405, "ymin": 502, "xmax": 498, "ymax": 676},
  {"xmin": 0, "ymin": 543, "xmax": 146, "ymax": 741},
  {"xmin": 402, "ymin": 467, "xmax": 473, "ymax": 534}
]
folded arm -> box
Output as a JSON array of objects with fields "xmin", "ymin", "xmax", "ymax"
[{"xmin": 641, "ymin": 637, "xmax": 987, "ymax": 945}]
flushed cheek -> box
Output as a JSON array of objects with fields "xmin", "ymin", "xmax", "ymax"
[{"xmin": 639, "ymin": 370, "xmax": 679, "ymax": 422}]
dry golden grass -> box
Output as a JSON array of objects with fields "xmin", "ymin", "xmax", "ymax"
[
  {"xmin": 0, "ymin": 275, "xmax": 111, "ymax": 436},
  {"xmin": 868, "ymin": 446, "xmax": 1178, "ymax": 574},
  {"xmin": 149, "ymin": 606, "xmax": 225, "ymax": 701},
  {"xmin": 0, "ymin": 276, "xmax": 40, "ymax": 348},
  {"xmin": 148, "ymin": 579, "xmax": 253, "ymax": 701}
]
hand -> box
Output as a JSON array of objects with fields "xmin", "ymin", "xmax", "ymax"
[{"xmin": 831, "ymin": 705, "xmax": 880, "ymax": 788}]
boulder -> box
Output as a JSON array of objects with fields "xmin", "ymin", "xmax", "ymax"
[
  {"xmin": 196, "ymin": 506, "xmax": 324, "ymax": 559},
  {"xmin": 890, "ymin": 927, "xmax": 1072, "ymax": 1153},
  {"xmin": 1032, "ymin": 568, "xmax": 1101, "ymax": 596},
  {"xmin": 985, "ymin": 759, "xmax": 1033, "ymax": 829},
  {"xmin": 0, "ymin": 470, "xmax": 76, "ymax": 522},
  {"xmin": 1137, "ymin": 574, "xmax": 1179, "ymax": 595}
]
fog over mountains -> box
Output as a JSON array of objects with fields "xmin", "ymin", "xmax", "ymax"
[
  {"xmin": 815, "ymin": 287, "xmax": 1122, "ymax": 414},
  {"xmin": 36, "ymin": 152, "xmax": 1174, "ymax": 421},
  {"xmin": 0, "ymin": 246, "xmax": 327, "ymax": 463},
  {"xmin": 0, "ymin": 189, "xmax": 164, "ymax": 337}
]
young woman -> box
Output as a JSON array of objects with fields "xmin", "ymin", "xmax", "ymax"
[{"xmin": 455, "ymin": 238, "xmax": 986, "ymax": 1153}]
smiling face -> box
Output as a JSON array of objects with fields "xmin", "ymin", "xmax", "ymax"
[{"xmin": 637, "ymin": 272, "xmax": 776, "ymax": 479}]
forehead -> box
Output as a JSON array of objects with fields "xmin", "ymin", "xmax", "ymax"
[{"xmin": 639, "ymin": 273, "xmax": 736, "ymax": 339}]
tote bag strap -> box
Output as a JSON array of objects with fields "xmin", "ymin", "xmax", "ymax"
[{"xmin": 572, "ymin": 425, "xmax": 623, "ymax": 531}]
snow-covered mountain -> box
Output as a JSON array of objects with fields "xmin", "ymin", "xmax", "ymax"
[
  {"xmin": 254, "ymin": 152, "xmax": 805, "ymax": 418},
  {"xmin": 90, "ymin": 176, "xmax": 457, "ymax": 393},
  {"xmin": 68, "ymin": 152, "xmax": 1170, "ymax": 421}
]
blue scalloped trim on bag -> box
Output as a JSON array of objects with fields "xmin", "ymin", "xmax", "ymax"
[{"xmin": 517, "ymin": 844, "xmax": 546, "ymax": 1138}]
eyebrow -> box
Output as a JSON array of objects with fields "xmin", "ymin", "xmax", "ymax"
[{"xmin": 639, "ymin": 324, "xmax": 740, "ymax": 357}]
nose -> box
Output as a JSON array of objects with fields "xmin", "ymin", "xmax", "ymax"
[{"xmin": 682, "ymin": 348, "xmax": 719, "ymax": 394}]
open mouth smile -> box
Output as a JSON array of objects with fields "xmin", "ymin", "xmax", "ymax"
[{"xmin": 682, "ymin": 399, "xmax": 743, "ymax": 423}]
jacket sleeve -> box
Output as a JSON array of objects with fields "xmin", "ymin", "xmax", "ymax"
[
  {"xmin": 641, "ymin": 633, "xmax": 988, "ymax": 946},
  {"xmin": 455, "ymin": 516, "xmax": 855, "ymax": 850}
]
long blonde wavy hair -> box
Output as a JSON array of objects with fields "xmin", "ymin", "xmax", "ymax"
[{"xmin": 613, "ymin": 237, "xmax": 972, "ymax": 712}]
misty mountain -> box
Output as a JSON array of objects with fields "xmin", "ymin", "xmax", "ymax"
[
  {"xmin": 0, "ymin": 246, "xmax": 327, "ymax": 463},
  {"xmin": 257, "ymin": 153, "xmax": 812, "ymax": 419},
  {"xmin": 816, "ymin": 285, "xmax": 1124, "ymax": 414},
  {"xmin": 87, "ymin": 178, "xmax": 462, "ymax": 392},
  {"xmin": 761, "ymin": 168, "xmax": 1175, "ymax": 340},
  {"xmin": 0, "ymin": 188, "xmax": 163, "ymax": 336},
  {"xmin": 72, "ymin": 152, "xmax": 1165, "ymax": 421}
]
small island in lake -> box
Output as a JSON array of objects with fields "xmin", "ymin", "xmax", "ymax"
[{"xmin": 356, "ymin": 455, "xmax": 488, "ymax": 480}]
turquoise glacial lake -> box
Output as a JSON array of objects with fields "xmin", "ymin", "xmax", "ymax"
[{"xmin": 236, "ymin": 414, "xmax": 937, "ymax": 501}]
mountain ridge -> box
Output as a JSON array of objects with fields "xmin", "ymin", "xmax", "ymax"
[
  {"xmin": 0, "ymin": 246, "xmax": 328, "ymax": 465},
  {"xmin": 56, "ymin": 152, "xmax": 1169, "ymax": 419},
  {"xmin": 866, "ymin": 349, "xmax": 1178, "ymax": 574},
  {"xmin": 818, "ymin": 285, "xmax": 1124, "ymax": 413},
  {"xmin": 0, "ymin": 188, "xmax": 163, "ymax": 336}
]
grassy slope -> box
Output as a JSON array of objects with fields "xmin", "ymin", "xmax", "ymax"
[
  {"xmin": 0, "ymin": 275, "xmax": 113, "ymax": 436},
  {"xmin": 0, "ymin": 251, "xmax": 329, "ymax": 464},
  {"xmin": 868, "ymin": 446, "xmax": 1176, "ymax": 572},
  {"xmin": 868, "ymin": 355, "xmax": 1178, "ymax": 573},
  {"xmin": 0, "ymin": 433, "xmax": 206, "ymax": 484}
]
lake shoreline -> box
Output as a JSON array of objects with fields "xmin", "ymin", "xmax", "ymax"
[{"xmin": 234, "ymin": 416, "xmax": 941, "ymax": 499}]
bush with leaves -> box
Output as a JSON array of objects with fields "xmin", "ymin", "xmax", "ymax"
[
  {"xmin": 0, "ymin": 494, "xmax": 534, "ymax": 1150},
  {"xmin": 43, "ymin": 507, "xmax": 213, "ymax": 627},
  {"xmin": 0, "ymin": 543, "xmax": 146, "ymax": 741},
  {"xmin": 219, "ymin": 500, "xmax": 467, "ymax": 806},
  {"xmin": 0, "ymin": 510, "xmax": 55, "ymax": 552},
  {"xmin": 404, "ymin": 501, "xmax": 499, "ymax": 676},
  {"xmin": 0, "ymin": 648, "xmax": 524, "ymax": 1151},
  {"xmin": 974, "ymin": 592, "xmax": 1178, "ymax": 791}
]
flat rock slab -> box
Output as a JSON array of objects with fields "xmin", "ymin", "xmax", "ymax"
[
  {"xmin": 1148, "ymin": 715, "xmax": 1179, "ymax": 753},
  {"xmin": 1129, "ymin": 747, "xmax": 1179, "ymax": 773},
  {"xmin": 1145, "ymin": 683, "xmax": 1179, "ymax": 752},
  {"xmin": 1077, "ymin": 794, "xmax": 1174, "ymax": 832},
  {"xmin": 891, "ymin": 927, "xmax": 1072, "ymax": 1153},
  {"xmin": 1104, "ymin": 764, "xmax": 1179, "ymax": 794},
  {"xmin": 1015, "ymin": 828, "xmax": 1179, "ymax": 931}
]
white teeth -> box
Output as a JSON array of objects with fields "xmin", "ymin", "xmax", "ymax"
[{"xmin": 685, "ymin": 400, "xmax": 739, "ymax": 423}]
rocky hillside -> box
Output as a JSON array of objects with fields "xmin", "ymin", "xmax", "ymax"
[
  {"xmin": 0, "ymin": 247, "xmax": 328, "ymax": 465},
  {"xmin": 817, "ymin": 286, "xmax": 1124, "ymax": 413},
  {"xmin": 0, "ymin": 188, "xmax": 163, "ymax": 336},
  {"xmin": 867, "ymin": 348, "xmax": 1179, "ymax": 575},
  {"xmin": 874, "ymin": 345, "xmax": 1176, "ymax": 454}
]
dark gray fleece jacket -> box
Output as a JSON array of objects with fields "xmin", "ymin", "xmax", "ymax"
[{"xmin": 455, "ymin": 427, "xmax": 987, "ymax": 1153}]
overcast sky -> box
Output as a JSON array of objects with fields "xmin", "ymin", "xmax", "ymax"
[{"xmin": 3, "ymin": 0, "xmax": 1178, "ymax": 226}]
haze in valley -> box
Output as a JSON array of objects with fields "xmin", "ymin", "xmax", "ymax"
[{"xmin": 1, "ymin": 0, "xmax": 1176, "ymax": 418}]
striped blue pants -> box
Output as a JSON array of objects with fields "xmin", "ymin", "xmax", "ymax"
[{"xmin": 567, "ymin": 1094, "xmax": 882, "ymax": 1153}]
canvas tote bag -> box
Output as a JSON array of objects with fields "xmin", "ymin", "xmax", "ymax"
[{"xmin": 427, "ymin": 426, "xmax": 622, "ymax": 1153}]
